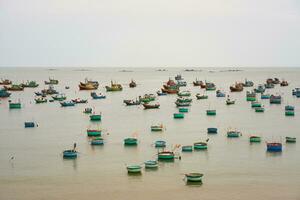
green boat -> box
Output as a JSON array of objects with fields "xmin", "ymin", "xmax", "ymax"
[
  {"xmin": 285, "ymin": 111, "xmax": 295, "ymax": 116},
  {"xmin": 255, "ymin": 107, "xmax": 265, "ymax": 112},
  {"xmin": 22, "ymin": 80, "xmax": 39, "ymax": 88},
  {"xmin": 176, "ymin": 97, "xmax": 192, "ymax": 103},
  {"xmin": 105, "ymin": 81, "xmax": 123, "ymax": 91},
  {"xmin": 35, "ymin": 97, "xmax": 47, "ymax": 103},
  {"xmin": 251, "ymin": 101, "xmax": 261, "ymax": 108},
  {"xmin": 250, "ymin": 136, "xmax": 261, "ymax": 142},
  {"xmin": 206, "ymin": 110, "xmax": 216, "ymax": 115},
  {"xmin": 185, "ymin": 173, "xmax": 203, "ymax": 182},
  {"xmin": 90, "ymin": 114, "xmax": 101, "ymax": 121},
  {"xmin": 151, "ymin": 124, "xmax": 164, "ymax": 131},
  {"xmin": 9, "ymin": 102, "xmax": 21, "ymax": 109},
  {"xmin": 193, "ymin": 142, "xmax": 208, "ymax": 150},
  {"xmin": 139, "ymin": 94, "xmax": 156, "ymax": 103},
  {"xmin": 174, "ymin": 113, "xmax": 184, "ymax": 119},
  {"xmin": 286, "ymin": 137, "xmax": 296, "ymax": 143},
  {"xmin": 87, "ymin": 129, "xmax": 101, "ymax": 136},
  {"xmin": 52, "ymin": 94, "xmax": 66, "ymax": 101},
  {"xmin": 158, "ymin": 151, "xmax": 175, "ymax": 160},
  {"xmin": 246, "ymin": 91, "xmax": 256, "ymax": 101},
  {"xmin": 179, "ymin": 107, "xmax": 189, "ymax": 113},
  {"xmin": 144, "ymin": 160, "xmax": 158, "ymax": 169},
  {"xmin": 124, "ymin": 138, "xmax": 138, "ymax": 145},
  {"xmin": 177, "ymin": 91, "xmax": 191, "ymax": 97},
  {"xmin": 196, "ymin": 94, "xmax": 208, "ymax": 99},
  {"xmin": 227, "ymin": 130, "xmax": 240, "ymax": 137},
  {"xmin": 126, "ymin": 165, "xmax": 142, "ymax": 173},
  {"xmin": 91, "ymin": 137, "xmax": 104, "ymax": 145}
]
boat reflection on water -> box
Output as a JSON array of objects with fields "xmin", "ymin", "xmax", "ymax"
[{"xmin": 62, "ymin": 157, "xmax": 78, "ymax": 171}]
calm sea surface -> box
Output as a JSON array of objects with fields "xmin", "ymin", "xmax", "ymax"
[{"xmin": 0, "ymin": 67, "xmax": 299, "ymax": 200}]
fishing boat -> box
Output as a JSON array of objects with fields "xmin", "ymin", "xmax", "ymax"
[
  {"xmin": 285, "ymin": 110, "xmax": 295, "ymax": 116},
  {"xmin": 87, "ymin": 128, "xmax": 101, "ymax": 136},
  {"xmin": 0, "ymin": 89, "xmax": 11, "ymax": 97},
  {"xmin": 177, "ymin": 90, "xmax": 191, "ymax": 97},
  {"xmin": 4, "ymin": 84, "xmax": 24, "ymax": 91},
  {"xmin": 205, "ymin": 82, "xmax": 216, "ymax": 91},
  {"xmin": 91, "ymin": 92, "xmax": 106, "ymax": 99},
  {"xmin": 175, "ymin": 101, "xmax": 191, "ymax": 107},
  {"xmin": 143, "ymin": 103, "xmax": 160, "ymax": 109},
  {"xmin": 161, "ymin": 87, "xmax": 179, "ymax": 94},
  {"xmin": 251, "ymin": 101, "xmax": 262, "ymax": 108},
  {"xmin": 83, "ymin": 107, "xmax": 92, "ymax": 114},
  {"xmin": 254, "ymin": 85, "xmax": 265, "ymax": 93},
  {"xmin": 127, "ymin": 165, "xmax": 142, "ymax": 173},
  {"xmin": 246, "ymin": 91, "xmax": 256, "ymax": 101},
  {"xmin": 177, "ymin": 97, "xmax": 192, "ymax": 103},
  {"xmin": 90, "ymin": 113, "xmax": 101, "ymax": 121},
  {"xmin": 65, "ymin": 86, "xmax": 70, "ymax": 89},
  {"xmin": 105, "ymin": 81, "xmax": 123, "ymax": 91},
  {"xmin": 71, "ymin": 98, "xmax": 88, "ymax": 104},
  {"xmin": 176, "ymin": 80, "xmax": 187, "ymax": 87},
  {"xmin": 286, "ymin": 137, "xmax": 296, "ymax": 143},
  {"xmin": 280, "ymin": 80, "xmax": 288, "ymax": 87},
  {"xmin": 206, "ymin": 110, "xmax": 216, "ymax": 115},
  {"xmin": 21, "ymin": 81, "xmax": 39, "ymax": 88},
  {"xmin": 216, "ymin": 90, "xmax": 225, "ymax": 97},
  {"xmin": 230, "ymin": 83, "xmax": 243, "ymax": 92},
  {"xmin": 226, "ymin": 98, "xmax": 235, "ymax": 105},
  {"xmin": 139, "ymin": 94, "xmax": 156, "ymax": 103},
  {"xmin": 60, "ymin": 101, "xmax": 75, "ymax": 107},
  {"xmin": 173, "ymin": 113, "xmax": 184, "ymax": 119},
  {"xmin": 227, "ymin": 130, "xmax": 241, "ymax": 137},
  {"xmin": 24, "ymin": 122, "xmax": 35, "ymax": 128},
  {"xmin": 144, "ymin": 160, "xmax": 158, "ymax": 168},
  {"xmin": 63, "ymin": 150, "xmax": 78, "ymax": 158},
  {"xmin": 79, "ymin": 79, "xmax": 99, "ymax": 90},
  {"xmin": 242, "ymin": 79, "xmax": 254, "ymax": 87},
  {"xmin": 158, "ymin": 151, "xmax": 175, "ymax": 160},
  {"xmin": 182, "ymin": 145, "xmax": 193, "ymax": 152},
  {"xmin": 91, "ymin": 137, "xmax": 104, "ymax": 145},
  {"xmin": 261, "ymin": 93, "xmax": 270, "ymax": 99},
  {"xmin": 285, "ymin": 105, "xmax": 294, "ymax": 111},
  {"xmin": 207, "ymin": 128, "xmax": 218, "ymax": 134},
  {"xmin": 179, "ymin": 107, "xmax": 189, "ymax": 113},
  {"xmin": 9, "ymin": 102, "xmax": 21, "ymax": 109},
  {"xmin": 129, "ymin": 79, "xmax": 137, "ymax": 88},
  {"xmin": 0, "ymin": 79, "xmax": 12, "ymax": 85},
  {"xmin": 41, "ymin": 85, "xmax": 58, "ymax": 95},
  {"xmin": 266, "ymin": 142, "xmax": 282, "ymax": 152},
  {"xmin": 270, "ymin": 95, "xmax": 281, "ymax": 104},
  {"xmin": 185, "ymin": 173, "xmax": 203, "ymax": 182},
  {"xmin": 52, "ymin": 94, "xmax": 66, "ymax": 101},
  {"xmin": 255, "ymin": 107, "xmax": 265, "ymax": 112},
  {"xmin": 151, "ymin": 124, "xmax": 164, "ymax": 131},
  {"xmin": 193, "ymin": 142, "xmax": 208, "ymax": 150},
  {"xmin": 123, "ymin": 99, "xmax": 141, "ymax": 106},
  {"xmin": 124, "ymin": 138, "xmax": 138, "ymax": 145},
  {"xmin": 35, "ymin": 97, "xmax": 47, "ymax": 103},
  {"xmin": 292, "ymin": 88, "xmax": 300, "ymax": 96},
  {"xmin": 249, "ymin": 136, "xmax": 261, "ymax": 142},
  {"xmin": 45, "ymin": 78, "xmax": 59, "ymax": 85},
  {"xmin": 175, "ymin": 74, "xmax": 183, "ymax": 80},
  {"xmin": 193, "ymin": 79, "xmax": 203, "ymax": 86},
  {"xmin": 196, "ymin": 93, "xmax": 208, "ymax": 100},
  {"xmin": 155, "ymin": 140, "xmax": 166, "ymax": 148},
  {"xmin": 264, "ymin": 83, "xmax": 274, "ymax": 89},
  {"xmin": 157, "ymin": 91, "xmax": 167, "ymax": 96}
]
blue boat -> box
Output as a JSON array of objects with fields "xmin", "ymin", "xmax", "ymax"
[
  {"xmin": 91, "ymin": 137, "xmax": 104, "ymax": 145},
  {"xmin": 157, "ymin": 91, "xmax": 167, "ymax": 96},
  {"xmin": 285, "ymin": 105, "xmax": 294, "ymax": 111},
  {"xmin": 63, "ymin": 150, "xmax": 78, "ymax": 158},
  {"xmin": 0, "ymin": 89, "xmax": 11, "ymax": 98},
  {"xmin": 261, "ymin": 93, "xmax": 270, "ymax": 99},
  {"xmin": 216, "ymin": 90, "xmax": 225, "ymax": 97},
  {"xmin": 155, "ymin": 140, "xmax": 166, "ymax": 148},
  {"xmin": 60, "ymin": 101, "xmax": 75, "ymax": 107},
  {"xmin": 24, "ymin": 122, "xmax": 35, "ymax": 128},
  {"xmin": 91, "ymin": 92, "xmax": 106, "ymax": 99},
  {"xmin": 266, "ymin": 142, "xmax": 282, "ymax": 152},
  {"xmin": 207, "ymin": 127, "xmax": 218, "ymax": 134}
]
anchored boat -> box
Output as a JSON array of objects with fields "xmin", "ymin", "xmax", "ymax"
[
  {"xmin": 124, "ymin": 138, "xmax": 138, "ymax": 146},
  {"xmin": 286, "ymin": 137, "xmax": 296, "ymax": 143},
  {"xmin": 182, "ymin": 145, "xmax": 193, "ymax": 152},
  {"xmin": 91, "ymin": 92, "xmax": 106, "ymax": 99},
  {"xmin": 151, "ymin": 124, "xmax": 164, "ymax": 132},
  {"xmin": 266, "ymin": 142, "xmax": 282, "ymax": 152},
  {"xmin": 249, "ymin": 136, "xmax": 261, "ymax": 142},
  {"xmin": 127, "ymin": 165, "xmax": 142, "ymax": 173},
  {"xmin": 185, "ymin": 173, "xmax": 203, "ymax": 182},
  {"xmin": 207, "ymin": 127, "xmax": 218, "ymax": 134},
  {"xmin": 105, "ymin": 81, "xmax": 123, "ymax": 91},
  {"xmin": 174, "ymin": 113, "xmax": 184, "ymax": 119},
  {"xmin": 144, "ymin": 160, "xmax": 158, "ymax": 169},
  {"xmin": 91, "ymin": 137, "xmax": 104, "ymax": 145}
]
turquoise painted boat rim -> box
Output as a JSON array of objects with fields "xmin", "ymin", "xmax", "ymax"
[
  {"xmin": 185, "ymin": 173, "xmax": 204, "ymax": 182},
  {"xmin": 127, "ymin": 165, "xmax": 142, "ymax": 173}
]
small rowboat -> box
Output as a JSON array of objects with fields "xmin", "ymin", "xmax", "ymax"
[
  {"xmin": 266, "ymin": 142, "xmax": 282, "ymax": 152},
  {"xmin": 124, "ymin": 138, "xmax": 138, "ymax": 145},
  {"xmin": 87, "ymin": 129, "xmax": 101, "ymax": 137},
  {"xmin": 185, "ymin": 173, "xmax": 203, "ymax": 182},
  {"xmin": 72, "ymin": 98, "xmax": 88, "ymax": 104},
  {"xmin": 127, "ymin": 165, "xmax": 142, "ymax": 173},
  {"xmin": 52, "ymin": 94, "xmax": 66, "ymax": 101},
  {"xmin": 151, "ymin": 124, "xmax": 164, "ymax": 131},
  {"xmin": 261, "ymin": 94, "xmax": 270, "ymax": 99},
  {"xmin": 63, "ymin": 150, "xmax": 77, "ymax": 158},
  {"xmin": 226, "ymin": 99, "xmax": 235, "ymax": 105},
  {"xmin": 91, "ymin": 92, "xmax": 106, "ymax": 99},
  {"xmin": 24, "ymin": 122, "xmax": 35, "ymax": 128},
  {"xmin": 175, "ymin": 101, "xmax": 191, "ymax": 107},
  {"xmin": 123, "ymin": 99, "xmax": 140, "ymax": 106},
  {"xmin": 35, "ymin": 97, "xmax": 47, "ymax": 103},
  {"xmin": 251, "ymin": 101, "xmax": 261, "ymax": 108},
  {"xmin": 206, "ymin": 110, "xmax": 216, "ymax": 115},
  {"xmin": 270, "ymin": 95, "xmax": 281, "ymax": 104},
  {"xmin": 91, "ymin": 137, "xmax": 104, "ymax": 145},
  {"xmin": 60, "ymin": 101, "xmax": 75, "ymax": 107},
  {"xmin": 227, "ymin": 130, "xmax": 241, "ymax": 137},
  {"xmin": 144, "ymin": 160, "xmax": 158, "ymax": 169},
  {"xmin": 143, "ymin": 103, "xmax": 160, "ymax": 109},
  {"xmin": 157, "ymin": 91, "xmax": 167, "ymax": 96},
  {"xmin": 90, "ymin": 114, "xmax": 101, "ymax": 121},
  {"xmin": 255, "ymin": 107, "xmax": 265, "ymax": 112},
  {"xmin": 83, "ymin": 108, "xmax": 92, "ymax": 114},
  {"xmin": 207, "ymin": 128, "xmax": 217, "ymax": 134},
  {"xmin": 174, "ymin": 113, "xmax": 184, "ymax": 119},
  {"xmin": 179, "ymin": 107, "xmax": 189, "ymax": 113},
  {"xmin": 177, "ymin": 91, "xmax": 191, "ymax": 97},
  {"xmin": 155, "ymin": 140, "xmax": 166, "ymax": 148},
  {"xmin": 158, "ymin": 151, "xmax": 175, "ymax": 160},
  {"xmin": 285, "ymin": 111, "xmax": 295, "ymax": 116},
  {"xmin": 9, "ymin": 102, "xmax": 21, "ymax": 109},
  {"xmin": 196, "ymin": 94, "xmax": 208, "ymax": 100},
  {"xmin": 249, "ymin": 136, "xmax": 261, "ymax": 143},
  {"xmin": 285, "ymin": 105, "xmax": 294, "ymax": 111},
  {"xmin": 216, "ymin": 90, "xmax": 226, "ymax": 97},
  {"xmin": 286, "ymin": 137, "xmax": 296, "ymax": 143},
  {"xmin": 193, "ymin": 142, "xmax": 207, "ymax": 150},
  {"xmin": 182, "ymin": 145, "xmax": 193, "ymax": 152}
]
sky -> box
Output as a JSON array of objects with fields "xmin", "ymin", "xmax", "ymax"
[{"xmin": 0, "ymin": 0, "xmax": 299, "ymax": 67}]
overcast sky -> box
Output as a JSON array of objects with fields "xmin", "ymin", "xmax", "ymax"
[{"xmin": 0, "ymin": 0, "xmax": 299, "ymax": 67}]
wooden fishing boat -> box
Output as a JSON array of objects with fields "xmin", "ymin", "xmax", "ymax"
[
  {"xmin": 261, "ymin": 93, "xmax": 270, "ymax": 99},
  {"xmin": 249, "ymin": 136, "xmax": 261, "ymax": 142},
  {"xmin": 270, "ymin": 95, "xmax": 281, "ymax": 104},
  {"xmin": 60, "ymin": 101, "xmax": 75, "ymax": 107},
  {"xmin": 129, "ymin": 79, "xmax": 137, "ymax": 88},
  {"xmin": 45, "ymin": 78, "xmax": 59, "ymax": 85},
  {"xmin": 251, "ymin": 101, "xmax": 262, "ymax": 108},
  {"xmin": 227, "ymin": 130, "xmax": 241, "ymax": 137},
  {"xmin": 52, "ymin": 94, "xmax": 66, "ymax": 101},
  {"xmin": 90, "ymin": 113, "xmax": 101, "ymax": 121},
  {"xmin": 35, "ymin": 97, "xmax": 47, "ymax": 103},
  {"xmin": 0, "ymin": 89, "xmax": 11, "ymax": 97},
  {"xmin": 24, "ymin": 122, "xmax": 35, "ymax": 128},
  {"xmin": 41, "ymin": 85, "xmax": 58, "ymax": 95},
  {"xmin": 207, "ymin": 128, "xmax": 218, "ymax": 134},
  {"xmin": 143, "ymin": 103, "xmax": 160, "ymax": 109},
  {"xmin": 127, "ymin": 165, "xmax": 142, "ymax": 173},
  {"xmin": 175, "ymin": 101, "xmax": 191, "ymax": 107},
  {"xmin": 230, "ymin": 83, "xmax": 243, "ymax": 92},
  {"xmin": 216, "ymin": 90, "xmax": 225, "ymax": 97},
  {"xmin": 193, "ymin": 79, "xmax": 203, "ymax": 86},
  {"xmin": 151, "ymin": 124, "xmax": 164, "ymax": 131},
  {"xmin": 196, "ymin": 93, "xmax": 208, "ymax": 100},
  {"xmin": 155, "ymin": 140, "xmax": 166, "ymax": 148},
  {"xmin": 266, "ymin": 142, "xmax": 282, "ymax": 152},
  {"xmin": 4, "ymin": 84, "xmax": 24, "ymax": 91},
  {"xmin": 182, "ymin": 145, "xmax": 193, "ymax": 152},
  {"xmin": 205, "ymin": 82, "xmax": 216, "ymax": 91},
  {"xmin": 83, "ymin": 107, "xmax": 92, "ymax": 114},
  {"xmin": 91, "ymin": 92, "xmax": 106, "ymax": 99},
  {"xmin": 9, "ymin": 102, "xmax": 21, "ymax": 109},
  {"xmin": 255, "ymin": 107, "xmax": 265, "ymax": 112},
  {"xmin": 72, "ymin": 98, "xmax": 88, "ymax": 104},
  {"xmin": 144, "ymin": 160, "xmax": 158, "ymax": 168},
  {"xmin": 124, "ymin": 138, "xmax": 138, "ymax": 145},
  {"xmin": 242, "ymin": 79, "xmax": 254, "ymax": 87},
  {"xmin": 179, "ymin": 107, "xmax": 189, "ymax": 113},
  {"xmin": 173, "ymin": 113, "xmax": 184, "ymax": 119},
  {"xmin": 139, "ymin": 94, "xmax": 156, "ymax": 103},
  {"xmin": 286, "ymin": 137, "xmax": 296, "ymax": 143},
  {"xmin": 193, "ymin": 142, "xmax": 208, "ymax": 150},
  {"xmin": 161, "ymin": 88, "xmax": 178, "ymax": 94},
  {"xmin": 206, "ymin": 110, "xmax": 216, "ymax": 115},
  {"xmin": 280, "ymin": 80, "xmax": 288, "ymax": 87},
  {"xmin": 177, "ymin": 90, "xmax": 191, "ymax": 97},
  {"xmin": 185, "ymin": 173, "xmax": 203, "ymax": 182},
  {"xmin": 79, "ymin": 79, "xmax": 99, "ymax": 90},
  {"xmin": 285, "ymin": 110, "xmax": 295, "ymax": 116},
  {"xmin": 123, "ymin": 99, "xmax": 141, "ymax": 106},
  {"xmin": 63, "ymin": 150, "xmax": 77, "ymax": 158},
  {"xmin": 0, "ymin": 79, "xmax": 12, "ymax": 85},
  {"xmin": 246, "ymin": 91, "xmax": 256, "ymax": 101},
  {"xmin": 105, "ymin": 81, "xmax": 123, "ymax": 91},
  {"xmin": 87, "ymin": 128, "xmax": 101, "ymax": 136},
  {"xmin": 91, "ymin": 137, "xmax": 104, "ymax": 145},
  {"xmin": 254, "ymin": 85, "xmax": 265, "ymax": 93},
  {"xmin": 158, "ymin": 151, "xmax": 175, "ymax": 160},
  {"xmin": 21, "ymin": 81, "xmax": 39, "ymax": 88}
]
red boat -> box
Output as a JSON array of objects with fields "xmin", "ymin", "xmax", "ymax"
[
  {"xmin": 161, "ymin": 88, "xmax": 178, "ymax": 94},
  {"xmin": 143, "ymin": 103, "xmax": 160, "ymax": 109}
]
